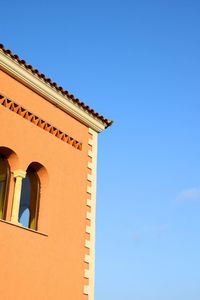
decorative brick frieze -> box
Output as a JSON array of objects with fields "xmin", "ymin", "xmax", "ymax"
[{"xmin": 0, "ymin": 94, "xmax": 82, "ymax": 150}]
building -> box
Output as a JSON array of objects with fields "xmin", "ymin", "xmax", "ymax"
[{"xmin": 0, "ymin": 43, "xmax": 112, "ymax": 300}]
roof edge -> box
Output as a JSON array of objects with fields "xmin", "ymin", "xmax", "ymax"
[{"xmin": 0, "ymin": 45, "xmax": 112, "ymax": 133}]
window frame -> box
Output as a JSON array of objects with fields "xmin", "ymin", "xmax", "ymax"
[{"xmin": 0, "ymin": 155, "xmax": 10, "ymax": 220}]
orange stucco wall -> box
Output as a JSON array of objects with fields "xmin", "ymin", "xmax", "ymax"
[{"xmin": 0, "ymin": 70, "xmax": 90, "ymax": 299}]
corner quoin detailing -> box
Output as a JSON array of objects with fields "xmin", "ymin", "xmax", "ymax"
[{"xmin": 0, "ymin": 43, "xmax": 112, "ymax": 300}]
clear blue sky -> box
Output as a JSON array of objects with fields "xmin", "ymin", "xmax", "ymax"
[{"xmin": 1, "ymin": 0, "xmax": 200, "ymax": 299}]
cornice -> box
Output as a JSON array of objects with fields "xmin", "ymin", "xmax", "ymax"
[{"xmin": 0, "ymin": 50, "xmax": 106, "ymax": 133}]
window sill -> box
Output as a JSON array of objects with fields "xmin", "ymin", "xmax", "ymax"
[{"xmin": 0, "ymin": 219, "xmax": 48, "ymax": 237}]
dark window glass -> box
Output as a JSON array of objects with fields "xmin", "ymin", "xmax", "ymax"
[{"xmin": 19, "ymin": 169, "xmax": 40, "ymax": 230}]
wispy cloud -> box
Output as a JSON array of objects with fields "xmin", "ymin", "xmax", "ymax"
[{"xmin": 176, "ymin": 187, "xmax": 200, "ymax": 202}]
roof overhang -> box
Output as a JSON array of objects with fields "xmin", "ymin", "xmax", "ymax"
[{"xmin": 0, "ymin": 50, "xmax": 107, "ymax": 133}]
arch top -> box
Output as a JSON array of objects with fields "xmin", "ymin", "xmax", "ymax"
[
  {"xmin": 26, "ymin": 161, "xmax": 48, "ymax": 185},
  {"xmin": 0, "ymin": 146, "xmax": 18, "ymax": 170}
]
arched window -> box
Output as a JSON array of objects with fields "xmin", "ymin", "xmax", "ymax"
[
  {"xmin": 0, "ymin": 155, "xmax": 10, "ymax": 220},
  {"xmin": 19, "ymin": 167, "xmax": 40, "ymax": 230}
]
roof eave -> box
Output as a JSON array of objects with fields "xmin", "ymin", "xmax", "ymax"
[{"xmin": 0, "ymin": 50, "xmax": 108, "ymax": 133}]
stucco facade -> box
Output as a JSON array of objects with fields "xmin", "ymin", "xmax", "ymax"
[{"xmin": 0, "ymin": 45, "xmax": 111, "ymax": 300}]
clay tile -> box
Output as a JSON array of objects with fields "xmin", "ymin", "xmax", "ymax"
[{"xmin": 0, "ymin": 43, "xmax": 112, "ymax": 127}]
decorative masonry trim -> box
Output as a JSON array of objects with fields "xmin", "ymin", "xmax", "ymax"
[
  {"xmin": 83, "ymin": 127, "xmax": 98, "ymax": 299},
  {"xmin": 88, "ymin": 139, "xmax": 93, "ymax": 146},
  {"xmin": 85, "ymin": 240, "xmax": 91, "ymax": 248},
  {"xmin": 83, "ymin": 285, "xmax": 89, "ymax": 295},
  {"xmin": 84, "ymin": 255, "xmax": 90, "ymax": 263},
  {"xmin": 86, "ymin": 212, "xmax": 92, "ymax": 220},
  {"xmin": 0, "ymin": 94, "xmax": 82, "ymax": 151},
  {"xmin": 88, "ymin": 150, "xmax": 93, "ymax": 158},
  {"xmin": 0, "ymin": 49, "xmax": 108, "ymax": 133},
  {"xmin": 86, "ymin": 225, "xmax": 91, "ymax": 234},
  {"xmin": 87, "ymin": 186, "xmax": 92, "ymax": 194},
  {"xmin": 84, "ymin": 269, "xmax": 90, "ymax": 279},
  {"xmin": 86, "ymin": 199, "xmax": 92, "ymax": 207},
  {"xmin": 87, "ymin": 174, "xmax": 92, "ymax": 182},
  {"xmin": 87, "ymin": 162, "xmax": 92, "ymax": 170},
  {"xmin": 13, "ymin": 169, "xmax": 26, "ymax": 178}
]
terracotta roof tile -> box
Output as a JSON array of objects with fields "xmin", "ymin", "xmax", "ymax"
[{"xmin": 0, "ymin": 43, "xmax": 112, "ymax": 128}]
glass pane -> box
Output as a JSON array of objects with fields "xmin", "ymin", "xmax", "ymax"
[
  {"xmin": 19, "ymin": 169, "xmax": 39, "ymax": 229},
  {"xmin": 19, "ymin": 176, "xmax": 31, "ymax": 227},
  {"xmin": 19, "ymin": 208, "xmax": 30, "ymax": 228}
]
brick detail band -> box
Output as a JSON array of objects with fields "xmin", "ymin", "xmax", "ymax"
[{"xmin": 0, "ymin": 94, "xmax": 82, "ymax": 151}]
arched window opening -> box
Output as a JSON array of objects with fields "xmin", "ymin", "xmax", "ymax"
[
  {"xmin": 0, "ymin": 156, "xmax": 10, "ymax": 220},
  {"xmin": 19, "ymin": 168, "xmax": 40, "ymax": 230}
]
